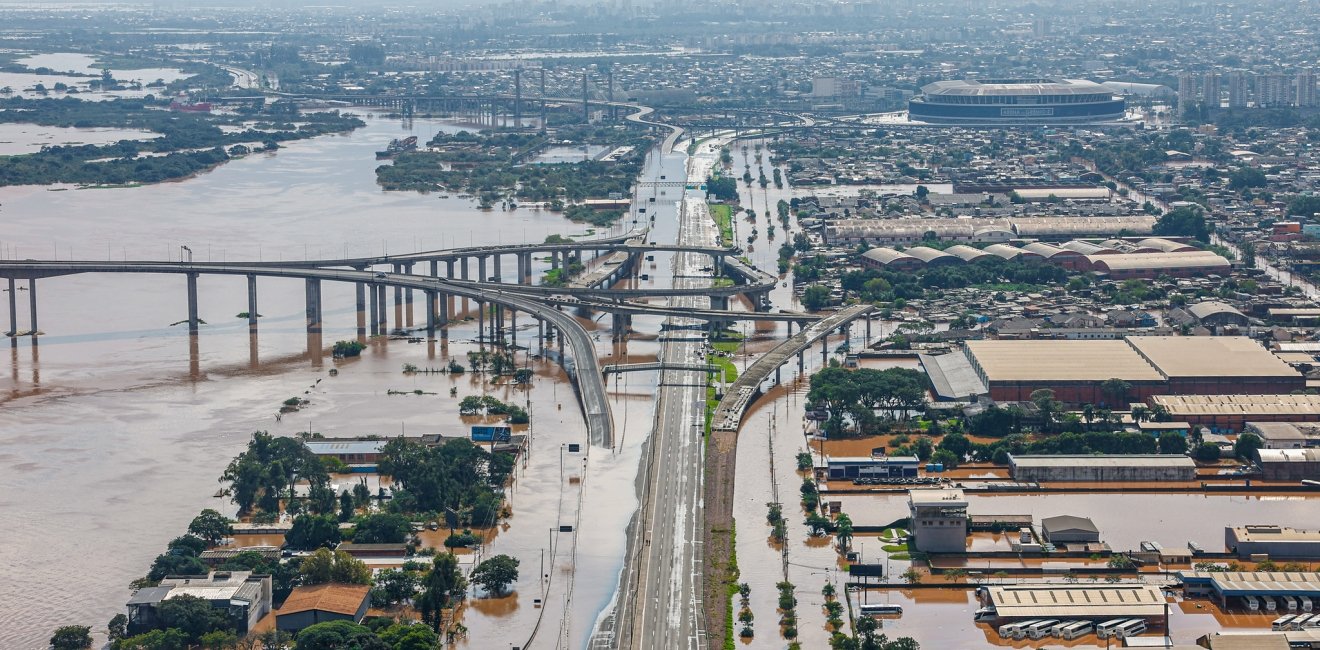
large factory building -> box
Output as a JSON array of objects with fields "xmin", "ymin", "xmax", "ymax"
[{"xmin": 963, "ymin": 336, "xmax": 1302, "ymax": 404}]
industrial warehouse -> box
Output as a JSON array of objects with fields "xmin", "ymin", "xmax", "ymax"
[
  {"xmin": 1008, "ymin": 454, "xmax": 1198, "ymax": 482},
  {"xmin": 1180, "ymin": 571, "xmax": 1320, "ymax": 610},
  {"xmin": 858, "ymin": 239, "xmax": 1230, "ymax": 278},
  {"xmin": 825, "ymin": 217, "xmax": 1158, "ymax": 246},
  {"xmin": 961, "ymin": 336, "xmax": 1303, "ymax": 403},
  {"xmin": 978, "ymin": 584, "xmax": 1167, "ymax": 623},
  {"xmin": 1148, "ymin": 394, "xmax": 1320, "ymax": 432}
]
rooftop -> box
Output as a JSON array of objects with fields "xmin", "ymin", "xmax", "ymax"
[
  {"xmin": 1009, "ymin": 454, "xmax": 1197, "ymax": 469},
  {"xmin": 1151, "ymin": 394, "xmax": 1320, "ymax": 416},
  {"xmin": 965, "ymin": 339, "xmax": 1164, "ymax": 382},
  {"xmin": 1256, "ymin": 448, "xmax": 1320, "ymax": 463},
  {"xmin": 278, "ymin": 583, "xmax": 371, "ymax": 617},
  {"xmin": 304, "ymin": 440, "xmax": 388, "ymax": 456},
  {"xmin": 1179, "ymin": 571, "xmax": 1320, "ymax": 593},
  {"xmin": 985, "ymin": 584, "xmax": 1166, "ymax": 618},
  {"xmin": 1127, "ymin": 336, "xmax": 1297, "ymax": 379},
  {"xmin": 1041, "ymin": 515, "xmax": 1100, "ymax": 534},
  {"xmin": 908, "ymin": 488, "xmax": 966, "ymax": 506},
  {"xmin": 1230, "ymin": 526, "xmax": 1320, "ymax": 542},
  {"xmin": 921, "ymin": 78, "xmax": 1112, "ymax": 97}
]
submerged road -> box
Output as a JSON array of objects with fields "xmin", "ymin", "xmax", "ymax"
[{"xmin": 0, "ymin": 261, "xmax": 614, "ymax": 448}]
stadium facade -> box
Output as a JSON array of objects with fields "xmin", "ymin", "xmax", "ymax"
[{"xmin": 908, "ymin": 78, "xmax": 1126, "ymax": 125}]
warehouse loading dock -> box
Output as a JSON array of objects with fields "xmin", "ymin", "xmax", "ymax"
[{"xmin": 980, "ymin": 584, "xmax": 1167, "ymax": 623}]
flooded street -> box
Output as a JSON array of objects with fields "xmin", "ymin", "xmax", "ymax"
[{"xmin": 0, "ymin": 113, "xmax": 649, "ymax": 647}]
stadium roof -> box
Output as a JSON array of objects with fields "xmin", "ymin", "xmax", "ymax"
[
  {"xmin": 985, "ymin": 584, "xmax": 1166, "ymax": 619},
  {"xmin": 965, "ymin": 339, "xmax": 1164, "ymax": 382},
  {"xmin": 1126, "ymin": 336, "xmax": 1297, "ymax": 379},
  {"xmin": 921, "ymin": 78, "xmax": 1112, "ymax": 97}
]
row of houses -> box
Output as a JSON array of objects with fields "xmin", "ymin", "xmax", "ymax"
[
  {"xmin": 126, "ymin": 572, "xmax": 372, "ymax": 636},
  {"xmin": 859, "ymin": 239, "xmax": 1230, "ymax": 278}
]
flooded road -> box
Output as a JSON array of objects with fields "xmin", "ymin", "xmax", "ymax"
[{"xmin": 0, "ymin": 113, "xmax": 647, "ymax": 647}]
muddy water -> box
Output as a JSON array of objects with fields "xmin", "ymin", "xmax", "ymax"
[
  {"xmin": 0, "ymin": 123, "xmax": 159, "ymax": 155},
  {"xmin": 0, "ymin": 114, "xmax": 647, "ymax": 648}
]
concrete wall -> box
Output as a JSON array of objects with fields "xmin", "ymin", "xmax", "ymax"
[{"xmin": 1010, "ymin": 463, "xmax": 1196, "ymax": 482}]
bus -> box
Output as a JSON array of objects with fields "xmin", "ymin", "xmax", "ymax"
[
  {"xmin": 1245, "ymin": 595, "xmax": 1261, "ymax": 611},
  {"xmin": 1059, "ymin": 621, "xmax": 1094, "ymax": 640},
  {"xmin": 858, "ymin": 604, "xmax": 903, "ymax": 616},
  {"xmin": 1024, "ymin": 619, "xmax": 1060, "ymax": 640},
  {"xmin": 1273, "ymin": 614, "xmax": 1299, "ymax": 631},
  {"xmin": 999, "ymin": 620, "xmax": 1040, "ymax": 639},
  {"xmin": 1284, "ymin": 595, "xmax": 1299, "ymax": 612},
  {"xmin": 1265, "ymin": 596, "xmax": 1278, "ymax": 612},
  {"xmin": 1297, "ymin": 614, "xmax": 1320, "ymax": 628},
  {"xmin": 1114, "ymin": 619, "xmax": 1148, "ymax": 638},
  {"xmin": 1096, "ymin": 619, "xmax": 1135, "ymax": 639},
  {"xmin": 1301, "ymin": 596, "xmax": 1314, "ymax": 612}
]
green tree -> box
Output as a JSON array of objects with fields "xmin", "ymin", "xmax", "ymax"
[
  {"xmin": 930, "ymin": 448, "xmax": 959, "ymax": 469},
  {"xmin": 107, "ymin": 614, "xmax": 128, "ymax": 643},
  {"xmin": 353, "ymin": 513, "xmax": 412, "ymax": 544},
  {"xmin": 186, "ymin": 509, "xmax": 234, "ymax": 547},
  {"xmin": 1193, "ymin": 442, "xmax": 1222, "ymax": 462},
  {"xmin": 834, "ymin": 513, "xmax": 854, "ymax": 552},
  {"xmin": 48, "ymin": 626, "xmax": 92, "ymax": 650},
  {"xmin": 158, "ymin": 594, "xmax": 233, "ymax": 642},
  {"xmin": 1235, "ymin": 432, "xmax": 1263, "ymax": 460},
  {"xmin": 801, "ymin": 285, "xmax": 832, "ymax": 311},
  {"xmin": 471, "ymin": 554, "xmax": 521, "ymax": 597},
  {"xmin": 1153, "ymin": 205, "xmax": 1210, "ymax": 242},
  {"xmin": 299, "ymin": 548, "xmax": 371, "ymax": 585},
  {"xmin": 285, "ymin": 514, "xmax": 342, "ymax": 550},
  {"xmin": 376, "ymin": 623, "xmax": 440, "ymax": 650},
  {"xmin": 147, "ymin": 552, "xmax": 208, "ymax": 582},
  {"xmin": 293, "ymin": 620, "xmax": 382, "ymax": 650},
  {"xmin": 417, "ymin": 553, "xmax": 468, "ymax": 631},
  {"xmin": 338, "ymin": 490, "xmax": 355, "ymax": 522},
  {"xmin": 1158, "ymin": 433, "xmax": 1188, "ymax": 455},
  {"xmin": 937, "ymin": 432, "xmax": 970, "ymax": 459},
  {"xmin": 1099, "ymin": 378, "xmax": 1132, "ymax": 407},
  {"xmin": 371, "ymin": 568, "xmax": 420, "ymax": 607}
]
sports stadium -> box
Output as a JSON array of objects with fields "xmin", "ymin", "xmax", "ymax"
[{"xmin": 908, "ymin": 78, "xmax": 1126, "ymax": 125}]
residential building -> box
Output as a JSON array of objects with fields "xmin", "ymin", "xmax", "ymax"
[
  {"xmin": 276, "ymin": 583, "xmax": 372, "ymax": 632},
  {"xmin": 126, "ymin": 571, "xmax": 273, "ymax": 635}
]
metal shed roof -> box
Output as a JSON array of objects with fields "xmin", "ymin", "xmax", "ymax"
[{"xmin": 986, "ymin": 584, "xmax": 1166, "ymax": 619}]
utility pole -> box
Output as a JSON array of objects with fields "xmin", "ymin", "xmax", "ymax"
[{"xmin": 582, "ymin": 68, "xmax": 589, "ymax": 122}]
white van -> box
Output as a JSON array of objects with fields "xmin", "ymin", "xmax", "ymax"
[
  {"xmin": 1060, "ymin": 621, "xmax": 1094, "ymax": 640},
  {"xmin": 1114, "ymin": 619, "xmax": 1148, "ymax": 638},
  {"xmin": 1025, "ymin": 620, "xmax": 1060, "ymax": 640}
]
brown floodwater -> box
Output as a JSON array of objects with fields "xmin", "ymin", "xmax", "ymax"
[{"xmin": 0, "ymin": 113, "xmax": 680, "ymax": 648}]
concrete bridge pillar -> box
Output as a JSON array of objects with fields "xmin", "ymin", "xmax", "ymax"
[
  {"xmin": 461, "ymin": 258, "xmax": 469, "ymax": 281},
  {"xmin": 478, "ymin": 256, "xmax": 487, "ymax": 283},
  {"xmin": 376, "ymin": 284, "xmax": 388, "ymax": 333},
  {"xmin": 185, "ymin": 272, "xmax": 199, "ymax": 336},
  {"xmin": 477, "ymin": 301, "xmax": 485, "ymax": 344},
  {"xmin": 247, "ymin": 274, "xmax": 259, "ymax": 335},
  {"xmin": 392, "ymin": 266, "xmax": 404, "ymax": 330},
  {"xmin": 865, "ymin": 317, "xmax": 872, "ymax": 345},
  {"xmin": 493, "ymin": 255, "xmax": 502, "ymax": 283},
  {"xmin": 821, "ymin": 336, "xmax": 828, "ymax": 365},
  {"xmin": 711, "ymin": 295, "xmax": 729, "ymax": 311},
  {"xmin": 430, "ymin": 260, "xmax": 438, "ymax": 278},
  {"xmin": 446, "ymin": 259, "xmax": 455, "ymax": 279},
  {"xmin": 7, "ymin": 278, "xmax": 16, "ymax": 337},
  {"xmin": 305, "ymin": 278, "xmax": 322, "ymax": 334},
  {"xmin": 425, "ymin": 291, "xmax": 437, "ymax": 339},
  {"xmin": 368, "ymin": 283, "xmax": 379, "ymax": 336},
  {"xmin": 355, "ymin": 278, "xmax": 366, "ymax": 337},
  {"xmin": 405, "ymin": 263, "xmax": 415, "ymax": 327},
  {"xmin": 799, "ymin": 350, "xmax": 805, "ymax": 373},
  {"xmin": 510, "ymin": 309, "xmax": 517, "ymax": 347},
  {"xmin": 550, "ymin": 251, "xmax": 560, "ymax": 271},
  {"xmin": 537, "ymin": 318, "xmax": 545, "ymax": 352}
]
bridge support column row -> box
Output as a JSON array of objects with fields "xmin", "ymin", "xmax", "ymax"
[
  {"xmin": 248, "ymin": 274, "xmax": 259, "ymax": 335},
  {"xmin": 355, "ymin": 280, "xmax": 366, "ymax": 337},
  {"xmin": 493, "ymin": 255, "xmax": 502, "ymax": 283},
  {"xmin": 305, "ymin": 278, "xmax": 322, "ymax": 334},
  {"xmin": 477, "ymin": 301, "xmax": 485, "ymax": 345},
  {"xmin": 376, "ymin": 284, "xmax": 388, "ymax": 334},
  {"xmin": 186, "ymin": 272, "xmax": 199, "ymax": 336}
]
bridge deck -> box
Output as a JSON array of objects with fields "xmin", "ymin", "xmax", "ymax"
[{"xmin": 711, "ymin": 304, "xmax": 873, "ymax": 432}]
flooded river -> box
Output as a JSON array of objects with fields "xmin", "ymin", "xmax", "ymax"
[{"xmin": 0, "ymin": 113, "xmax": 660, "ymax": 648}]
